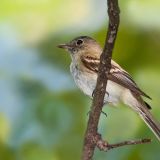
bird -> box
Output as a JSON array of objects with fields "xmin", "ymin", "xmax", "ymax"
[{"xmin": 58, "ymin": 36, "xmax": 160, "ymax": 141}]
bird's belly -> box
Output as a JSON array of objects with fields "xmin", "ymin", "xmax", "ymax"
[
  {"xmin": 70, "ymin": 64, "xmax": 124, "ymax": 105},
  {"xmin": 105, "ymin": 81, "xmax": 124, "ymax": 105},
  {"xmin": 71, "ymin": 69, "xmax": 95, "ymax": 98}
]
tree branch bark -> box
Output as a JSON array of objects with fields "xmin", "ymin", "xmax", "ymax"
[
  {"xmin": 82, "ymin": 0, "xmax": 151, "ymax": 160},
  {"xmin": 82, "ymin": 1, "xmax": 120, "ymax": 159}
]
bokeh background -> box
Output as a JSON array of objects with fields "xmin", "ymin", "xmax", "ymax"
[{"xmin": 0, "ymin": 0, "xmax": 160, "ymax": 159}]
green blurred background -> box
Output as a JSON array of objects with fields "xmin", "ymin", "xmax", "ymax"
[{"xmin": 0, "ymin": 0, "xmax": 160, "ymax": 159}]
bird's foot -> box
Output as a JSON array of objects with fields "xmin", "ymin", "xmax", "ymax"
[
  {"xmin": 101, "ymin": 110, "xmax": 108, "ymax": 117},
  {"xmin": 92, "ymin": 90, "xmax": 109, "ymax": 98},
  {"xmin": 106, "ymin": 91, "xmax": 109, "ymax": 97},
  {"xmin": 87, "ymin": 110, "xmax": 107, "ymax": 118},
  {"xmin": 92, "ymin": 89, "xmax": 95, "ymax": 97}
]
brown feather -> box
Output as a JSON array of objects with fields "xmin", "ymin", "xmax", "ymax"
[{"xmin": 81, "ymin": 55, "xmax": 151, "ymax": 100}]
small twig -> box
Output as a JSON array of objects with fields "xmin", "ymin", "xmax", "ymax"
[
  {"xmin": 96, "ymin": 137, "xmax": 151, "ymax": 152},
  {"xmin": 106, "ymin": 138, "xmax": 151, "ymax": 150}
]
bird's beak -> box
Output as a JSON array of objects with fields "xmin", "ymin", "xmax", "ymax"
[{"xmin": 57, "ymin": 43, "xmax": 72, "ymax": 49}]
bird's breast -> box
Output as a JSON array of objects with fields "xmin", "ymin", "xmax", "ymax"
[
  {"xmin": 70, "ymin": 62, "xmax": 125, "ymax": 105},
  {"xmin": 70, "ymin": 62, "xmax": 96, "ymax": 97}
]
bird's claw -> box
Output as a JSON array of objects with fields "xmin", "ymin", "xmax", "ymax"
[
  {"xmin": 101, "ymin": 111, "xmax": 108, "ymax": 117},
  {"xmin": 92, "ymin": 90, "xmax": 109, "ymax": 98},
  {"xmin": 92, "ymin": 89, "xmax": 95, "ymax": 97},
  {"xmin": 87, "ymin": 110, "xmax": 107, "ymax": 118},
  {"xmin": 106, "ymin": 91, "xmax": 109, "ymax": 97}
]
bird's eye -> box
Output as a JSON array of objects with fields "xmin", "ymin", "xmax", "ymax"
[{"xmin": 76, "ymin": 39, "xmax": 83, "ymax": 45}]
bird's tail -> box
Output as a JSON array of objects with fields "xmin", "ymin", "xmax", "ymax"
[
  {"xmin": 137, "ymin": 105, "xmax": 160, "ymax": 141},
  {"xmin": 123, "ymin": 91, "xmax": 160, "ymax": 141}
]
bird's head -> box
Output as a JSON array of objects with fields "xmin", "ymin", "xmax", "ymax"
[{"xmin": 58, "ymin": 36, "xmax": 102, "ymax": 59}]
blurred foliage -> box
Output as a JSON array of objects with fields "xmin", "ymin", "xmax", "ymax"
[{"xmin": 0, "ymin": 0, "xmax": 160, "ymax": 160}]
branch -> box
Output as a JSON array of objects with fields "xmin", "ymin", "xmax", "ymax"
[
  {"xmin": 82, "ymin": 0, "xmax": 151, "ymax": 160},
  {"xmin": 82, "ymin": 0, "xmax": 120, "ymax": 159},
  {"xmin": 95, "ymin": 135, "xmax": 151, "ymax": 152}
]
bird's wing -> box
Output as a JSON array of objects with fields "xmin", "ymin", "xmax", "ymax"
[{"xmin": 81, "ymin": 55, "xmax": 151, "ymax": 99}]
